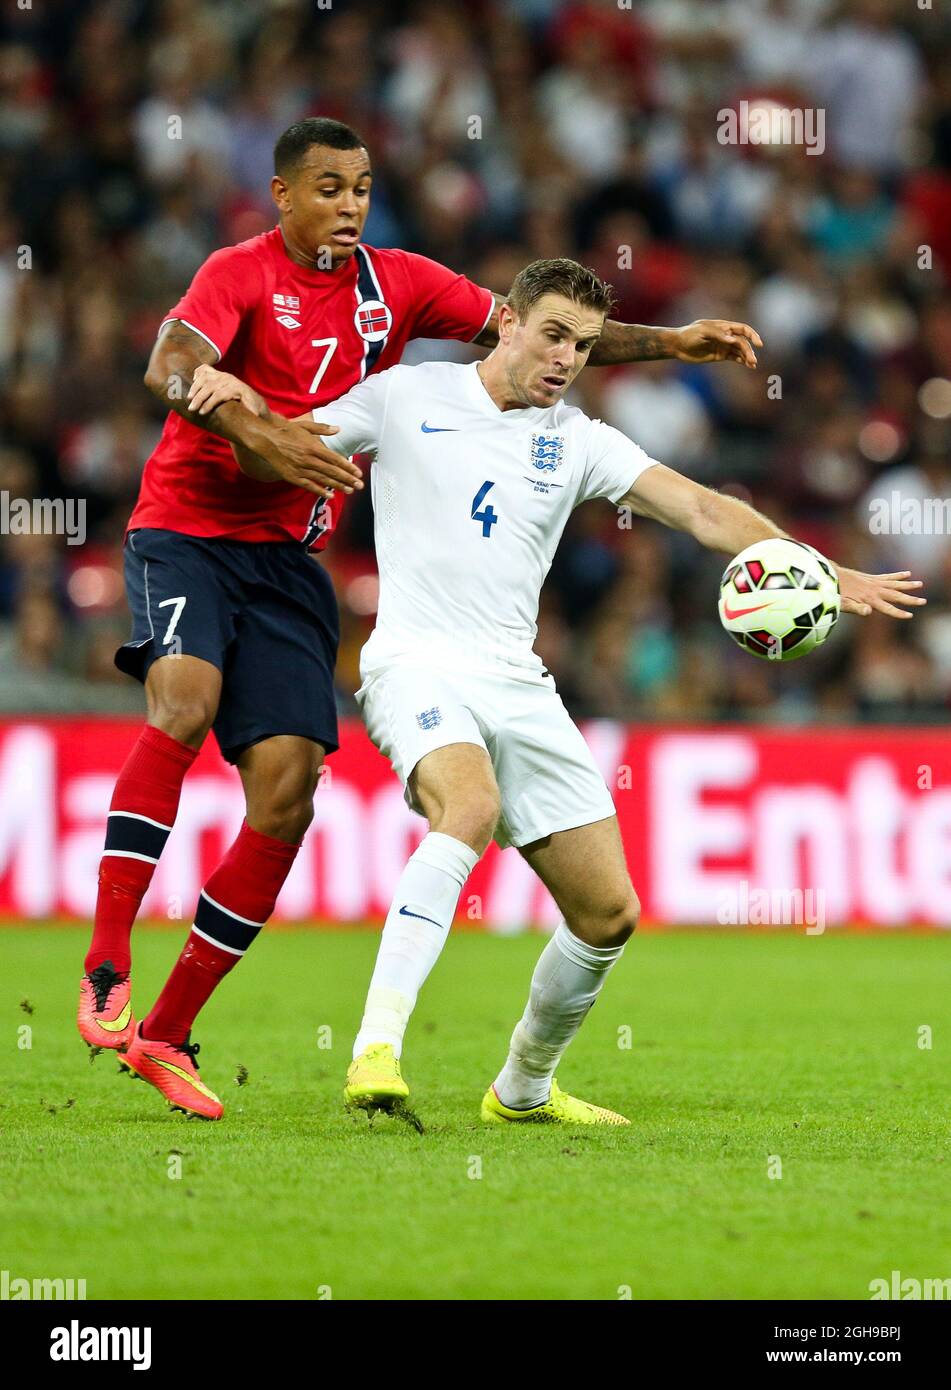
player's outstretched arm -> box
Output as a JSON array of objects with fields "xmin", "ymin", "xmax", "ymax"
[
  {"xmin": 144, "ymin": 325, "xmax": 362, "ymax": 497},
  {"xmin": 589, "ymin": 317, "xmax": 762, "ymax": 368},
  {"xmin": 473, "ymin": 293, "xmax": 762, "ymax": 368},
  {"xmin": 620, "ymin": 465, "xmax": 927, "ymax": 619}
]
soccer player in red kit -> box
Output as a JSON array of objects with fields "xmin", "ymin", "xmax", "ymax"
[{"xmin": 79, "ymin": 117, "xmax": 762, "ymax": 1119}]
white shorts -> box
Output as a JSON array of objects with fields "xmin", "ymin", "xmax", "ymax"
[{"xmin": 355, "ymin": 663, "xmax": 616, "ymax": 850}]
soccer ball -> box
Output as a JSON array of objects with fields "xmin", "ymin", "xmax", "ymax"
[{"xmin": 718, "ymin": 538, "xmax": 840, "ymax": 661}]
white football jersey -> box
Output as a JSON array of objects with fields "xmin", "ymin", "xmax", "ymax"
[{"xmin": 316, "ymin": 360, "xmax": 660, "ymax": 679}]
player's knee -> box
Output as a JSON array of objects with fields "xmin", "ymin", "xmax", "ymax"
[
  {"xmin": 241, "ymin": 740, "xmax": 323, "ymax": 843},
  {"xmin": 275, "ymin": 799, "xmax": 315, "ymax": 843},
  {"xmin": 251, "ymin": 791, "xmax": 315, "ymax": 844},
  {"xmin": 148, "ymin": 698, "xmax": 215, "ymax": 748},
  {"xmin": 435, "ymin": 788, "xmax": 500, "ymax": 855},
  {"xmin": 253, "ymin": 778, "xmax": 319, "ymax": 839},
  {"xmin": 577, "ymin": 890, "xmax": 640, "ymax": 948},
  {"xmin": 605, "ymin": 890, "xmax": 640, "ymax": 946}
]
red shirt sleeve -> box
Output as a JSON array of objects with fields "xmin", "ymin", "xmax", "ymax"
[
  {"xmin": 401, "ymin": 252, "xmax": 495, "ymax": 343},
  {"xmin": 161, "ymin": 246, "xmax": 263, "ymax": 361}
]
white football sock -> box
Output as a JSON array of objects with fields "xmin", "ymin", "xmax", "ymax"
[
  {"xmin": 353, "ymin": 831, "xmax": 479, "ymax": 1059},
  {"xmin": 493, "ymin": 920, "xmax": 624, "ymax": 1109}
]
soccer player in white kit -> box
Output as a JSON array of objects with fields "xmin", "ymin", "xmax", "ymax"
[
  {"xmin": 216, "ymin": 258, "xmax": 925, "ymax": 1125},
  {"xmin": 327, "ymin": 261, "xmax": 654, "ymax": 1123}
]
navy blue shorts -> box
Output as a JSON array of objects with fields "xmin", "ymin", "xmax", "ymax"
[{"xmin": 116, "ymin": 528, "xmax": 340, "ymax": 764}]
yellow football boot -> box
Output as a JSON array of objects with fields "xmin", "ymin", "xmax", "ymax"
[
  {"xmin": 481, "ymin": 1078, "xmax": 630, "ymax": 1126},
  {"xmin": 344, "ymin": 1043, "xmax": 410, "ymax": 1109}
]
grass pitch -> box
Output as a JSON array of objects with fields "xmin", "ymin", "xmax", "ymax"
[{"xmin": 1, "ymin": 925, "xmax": 948, "ymax": 1300}]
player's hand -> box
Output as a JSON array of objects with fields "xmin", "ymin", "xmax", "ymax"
[
  {"xmin": 242, "ymin": 414, "xmax": 364, "ymax": 497},
  {"xmin": 836, "ymin": 569, "xmax": 926, "ymax": 619},
  {"xmin": 673, "ymin": 320, "xmax": 763, "ymax": 369},
  {"xmin": 188, "ymin": 364, "xmax": 269, "ymax": 418}
]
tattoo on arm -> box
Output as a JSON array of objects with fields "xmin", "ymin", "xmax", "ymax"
[
  {"xmin": 145, "ymin": 321, "xmax": 216, "ymax": 400},
  {"xmin": 588, "ymin": 321, "xmax": 675, "ymax": 366},
  {"xmin": 144, "ymin": 321, "xmax": 263, "ymax": 447}
]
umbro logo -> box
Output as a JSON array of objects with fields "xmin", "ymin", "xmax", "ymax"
[{"xmin": 273, "ymin": 293, "xmax": 301, "ymax": 330}]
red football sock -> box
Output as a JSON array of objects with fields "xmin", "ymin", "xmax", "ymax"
[
  {"xmin": 141, "ymin": 930, "xmax": 239, "ymax": 1047},
  {"xmin": 85, "ymin": 725, "xmax": 198, "ymax": 976},
  {"xmin": 143, "ymin": 821, "xmax": 302, "ymax": 1045}
]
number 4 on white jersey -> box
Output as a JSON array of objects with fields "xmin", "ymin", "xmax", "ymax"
[{"xmin": 471, "ymin": 480, "xmax": 498, "ymax": 538}]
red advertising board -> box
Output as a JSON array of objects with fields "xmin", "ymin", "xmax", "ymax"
[{"xmin": 1, "ymin": 718, "xmax": 949, "ymax": 928}]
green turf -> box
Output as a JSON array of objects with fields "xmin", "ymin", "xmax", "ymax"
[{"xmin": 1, "ymin": 925, "xmax": 949, "ymax": 1300}]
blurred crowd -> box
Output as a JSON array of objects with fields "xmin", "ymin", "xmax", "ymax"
[{"xmin": 1, "ymin": 0, "xmax": 950, "ymax": 723}]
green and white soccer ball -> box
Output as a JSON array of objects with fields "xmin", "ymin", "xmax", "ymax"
[{"xmin": 718, "ymin": 537, "xmax": 841, "ymax": 661}]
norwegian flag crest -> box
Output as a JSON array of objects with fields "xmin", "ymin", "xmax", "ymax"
[{"xmin": 354, "ymin": 298, "xmax": 393, "ymax": 343}]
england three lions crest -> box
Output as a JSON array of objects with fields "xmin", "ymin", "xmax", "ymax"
[{"xmin": 530, "ymin": 433, "xmax": 565, "ymax": 472}]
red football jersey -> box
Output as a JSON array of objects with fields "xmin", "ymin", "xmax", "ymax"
[{"xmin": 128, "ymin": 227, "xmax": 494, "ymax": 548}]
